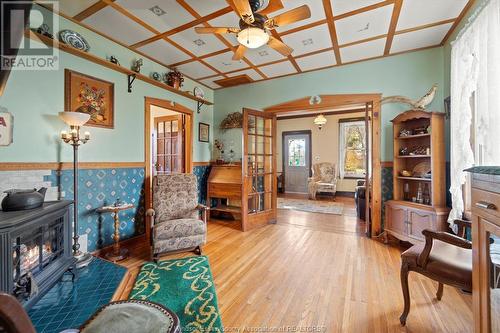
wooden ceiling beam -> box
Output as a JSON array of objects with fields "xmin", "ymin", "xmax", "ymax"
[
  {"xmin": 35, "ymin": 1, "xmax": 214, "ymax": 90},
  {"xmin": 333, "ymin": 0, "xmax": 394, "ymax": 21},
  {"xmin": 384, "ymin": 0, "xmax": 402, "ymax": 55},
  {"xmin": 441, "ymin": 0, "xmax": 476, "ymax": 45},
  {"xmin": 177, "ymin": 0, "xmax": 266, "ymax": 79},
  {"xmin": 131, "ymin": 6, "xmax": 233, "ymax": 49},
  {"xmin": 323, "ymin": 0, "xmax": 342, "ymax": 65},
  {"xmin": 73, "ymin": 0, "xmax": 115, "ymax": 21}
]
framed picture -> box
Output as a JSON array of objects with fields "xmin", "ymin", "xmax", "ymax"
[
  {"xmin": 199, "ymin": 122, "xmax": 210, "ymax": 142},
  {"xmin": 65, "ymin": 69, "xmax": 114, "ymax": 128}
]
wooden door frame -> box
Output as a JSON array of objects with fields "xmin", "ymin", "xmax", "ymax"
[
  {"xmin": 264, "ymin": 94, "xmax": 382, "ymax": 237},
  {"xmin": 144, "ymin": 97, "xmax": 193, "ymax": 240},
  {"xmin": 281, "ymin": 130, "xmax": 312, "ymax": 193}
]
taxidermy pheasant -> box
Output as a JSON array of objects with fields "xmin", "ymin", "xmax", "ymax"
[{"xmin": 382, "ymin": 84, "xmax": 438, "ymax": 110}]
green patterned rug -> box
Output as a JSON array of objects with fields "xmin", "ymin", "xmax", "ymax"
[{"xmin": 130, "ymin": 255, "xmax": 223, "ymax": 333}]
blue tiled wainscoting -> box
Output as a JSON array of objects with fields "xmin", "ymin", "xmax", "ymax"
[
  {"xmin": 46, "ymin": 167, "xmax": 146, "ymax": 252},
  {"xmin": 193, "ymin": 165, "xmax": 211, "ymax": 205},
  {"xmin": 381, "ymin": 166, "xmax": 394, "ymax": 228}
]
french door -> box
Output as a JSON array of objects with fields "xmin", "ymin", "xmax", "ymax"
[
  {"xmin": 154, "ymin": 115, "xmax": 185, "ymax": 174},
  {"xmin": 242, "ymin": 108, "xmax": 277, "ymax": 231}
]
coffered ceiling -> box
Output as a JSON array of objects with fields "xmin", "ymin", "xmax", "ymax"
[{"xmin": 55, "ymin": 0, "xmax": 473, "ymax": 89}]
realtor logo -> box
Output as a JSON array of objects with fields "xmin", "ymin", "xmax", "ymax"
[{"xmin": 1, "ymin": 0, "xmax": 59, "ymax": 71}]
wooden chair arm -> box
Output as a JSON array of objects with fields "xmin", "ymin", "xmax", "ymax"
[
  {"xmin": 418, "ymin": 229, "xmax": 472, "ymax": 268},
  {"xmin": 455, "ymin": 218, "xmax": 471, "ymax": 239},
  {"xmin": 196, "ymin": 204, "xmax": 209, "ymax": 224}
]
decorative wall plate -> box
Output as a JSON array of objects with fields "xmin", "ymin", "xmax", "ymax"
[
  {"xmin": 59, "ymin": 30, "xmax": 90, "ymax": 52},
  {"xmin": 194, "ymin": 86, "xmax": 205, "ymax": 99}
]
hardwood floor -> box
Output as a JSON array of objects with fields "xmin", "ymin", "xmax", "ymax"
[{"xmin": 110, "ymin": 197, "xmax": 472, "ymax": 332}]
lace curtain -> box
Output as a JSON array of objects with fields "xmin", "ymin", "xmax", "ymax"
[{"xmin": 449, "ymin": 0, "xmax": 500, "ymax": 226}]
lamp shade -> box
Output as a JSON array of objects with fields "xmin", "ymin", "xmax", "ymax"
[
  {"xmin": 59, "ymin": 112, "xmax": 90, "ymax": 126},
  {"xmin": 314, "ymin": 114, "xmax": 327, "ymax": 127},
  {"xmin": 237, "ymin": 27, "xmax": 270, "ymax": 49}
]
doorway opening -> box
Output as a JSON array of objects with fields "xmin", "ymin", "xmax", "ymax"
[
  {"xmin": 264, "ymin": 94, "xmax": 381, "ymax": 237},
  {"xmin": 144, "ymin": 97, "xmax": 193, "ymax": 239}
]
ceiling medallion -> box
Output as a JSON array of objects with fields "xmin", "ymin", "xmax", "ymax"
[
  {"xmin": 193, "ymin": 39, "xmax": 206, "ymax": 46},
  {"xmin": 149, "ymin": 5, "xmax": 166, "ymax": 16},
  {"xmin": 302, "ymin": 38, "xmax": 313, "ymax": 46}
]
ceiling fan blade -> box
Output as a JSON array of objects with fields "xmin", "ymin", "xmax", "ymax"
[
  {"xmin": 233, "ymin": 0, "xmax": 255, "ymax": 24},
  {"xmin": 233, "ymin": 45, "xmax": 247, "ymax": 60},
  {"xmin": 258, "ymin": 0, "xmax": 285, "ymax": 16},
  {"xmin": 195, "ymin": 27, "xmax": 240, "ymax": 34},
  {"xmin": 268, "ymin": 36, "xmax": 293, "ymax": 57},
  {"xmin": 265, "ymin": 5, "xmax": 311, "ymax": 29}
]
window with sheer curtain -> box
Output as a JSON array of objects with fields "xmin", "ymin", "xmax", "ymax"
[
  {"xmin": 339, "ymin": 120, "xmax": 366, "ymax": 179},
  {"xmin": 449, "ymin": 0, "xmax": 500, "ymax": 227}
]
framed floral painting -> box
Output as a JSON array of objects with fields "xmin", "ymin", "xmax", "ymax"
[{"xmin": 65, "ymin": 69, "xmax": 114, "ymax": 128}]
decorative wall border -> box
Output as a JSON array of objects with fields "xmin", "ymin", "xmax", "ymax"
[{"xmin": 0, "ymin": 162, "xmax": 146, "ymax": 171}]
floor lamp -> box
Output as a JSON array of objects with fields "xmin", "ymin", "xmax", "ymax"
[{"xmin": 59, "ymin": 111, "xmax": 93, "ymax": 269}]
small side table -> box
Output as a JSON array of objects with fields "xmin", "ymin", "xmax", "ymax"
[{"xmin": 97, "ymin": 203, "xmax": 134, "ymax": 262}]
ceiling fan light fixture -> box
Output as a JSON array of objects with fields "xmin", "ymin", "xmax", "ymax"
[{"xmin": 237, "ymin": 27, "xmax": 269, "ymax": 49}]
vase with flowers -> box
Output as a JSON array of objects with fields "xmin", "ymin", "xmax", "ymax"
[{"xmin": 165, "ymin": 69, "xmax": 184, "ymax": 90}]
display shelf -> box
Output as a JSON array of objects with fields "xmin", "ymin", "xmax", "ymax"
[
  {"xmin": 397, "ymin": 133, "xmax": 431, "ymax": 140},
  {"xmin": 397, "ymin": 176, "xmax": 432, "ymax": 182},
  {"xmin": 26, "ymin": 30, "xmax": 213, "ymax": 105},
  {"xmin": 396, "ymin": 155, "xmax": 431, "ymax": 158}
]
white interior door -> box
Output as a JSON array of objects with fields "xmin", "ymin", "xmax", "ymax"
[{"xmin": 284, "ymin": 133, "xmax": 310, "ymax": 193}]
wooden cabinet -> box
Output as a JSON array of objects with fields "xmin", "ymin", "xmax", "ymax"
[
  {"xmin": 471, "ymin": 170, "xmax": 500, "ymax": 333},
  {"xmin": 385, "ymin": 200, "xmax": 449, "ymax": 243},
  {"xmin": 207, "ymin": 164, "xmax": 243, "ymax": 230},
  {"xmin": 384, "ymin": 110, "xmax": 449, "ymax": 244}
]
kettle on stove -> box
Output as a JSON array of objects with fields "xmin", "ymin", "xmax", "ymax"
[{"xmin": 1, "ymin": 188, "xmax": 47, "ymax": 211}]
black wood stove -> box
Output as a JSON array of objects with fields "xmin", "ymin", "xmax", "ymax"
[{"xmin": 0, "ymin": 201, "xmax": 75, "ymax": 309}]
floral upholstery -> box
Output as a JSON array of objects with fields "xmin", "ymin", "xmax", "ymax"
[
  {"xmin": 308, "ymin": 163, "xmax": 337, "ymax": 200},
  {"xmin": 151, "ymin": 174, "xmax": 207, "ymax": 258}
]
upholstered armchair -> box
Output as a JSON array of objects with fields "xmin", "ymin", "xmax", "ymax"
[
  {"xmin": 399, "ymin": 219, "xmax": 472, "ymax": 326},
  {"xmin": 308, "ymin": 162, "xmax": 338, "ymax": 200},
  {"xmin": 146, "ymin": 174, "xmax": 209, "ymax": 261}
]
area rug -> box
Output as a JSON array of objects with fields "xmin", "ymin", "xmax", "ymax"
[
  {"xmin": 130, "ymin": 255, "xmax": 223, "ymax": 333},
  {"xmin": 277, "ymin": 197, "xmax": 344, "ymax": 215}
]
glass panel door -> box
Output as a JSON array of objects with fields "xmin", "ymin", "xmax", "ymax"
[
  {"xmin": 242, "ymin": 109, "xmax": 276, "ymax": 230},
  {"xmin": 154, "ymin": 115, "xmax": 185, "ymax": 174}
]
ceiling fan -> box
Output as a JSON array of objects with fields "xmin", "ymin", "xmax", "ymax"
[{"xmin": 195, "ymin": 0, "xmax": 311, "ymax": 60}]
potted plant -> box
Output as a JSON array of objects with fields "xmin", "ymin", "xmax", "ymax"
[{"xmin": 165, "ymin": 68, "xmax": 184, "ymax": 89}]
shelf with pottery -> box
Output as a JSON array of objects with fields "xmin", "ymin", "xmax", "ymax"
[
  {"xmin": 384, "ymin": 110, "xmax": 449, "ymax": 244},
  {"xmin": 25, "ymin": 30, "xmax": 213, "ymax": 106}
]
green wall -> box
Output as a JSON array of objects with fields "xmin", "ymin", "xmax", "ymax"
[
  {"xmin": 0, "ymin": 5, "xmax": 214, "ymax": 163},
  {"xmin": 214, "ymin": 47, "xmax": 447, "ymax": 162}
]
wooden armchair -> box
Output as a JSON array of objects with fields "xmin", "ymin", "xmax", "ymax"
[
  {"xmin": 308, "ymin": 163, "xmax": 337, "ymax": 200},
  {"xmin": 146, "ymin": 174, "xmax": 209, "ymax": 262},
  {"xmin": 400, "ymin": 219, "xmax": 472, "ymax": 326}
]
